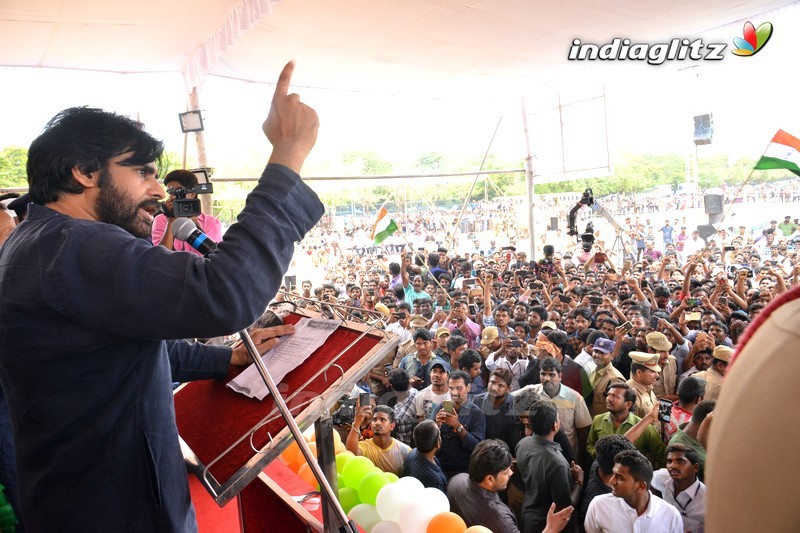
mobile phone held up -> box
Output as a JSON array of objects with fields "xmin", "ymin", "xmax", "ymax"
[
  {"xmin": 359, "ymin": 392, "xmax": 371, "ymax": 409},
  {"xmin": 620, "ymin": 321, "xmax": 633, "ymax": 332},
  {"xmin": 658, "ymin": 398, "xmax": 672, "ymax": 423},
  {"xmin": 442, "ymin": 400, "xmax": 455, "ymax": 414}
]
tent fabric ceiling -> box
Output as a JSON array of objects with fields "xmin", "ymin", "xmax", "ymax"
[{"xmin": 0, "ymin": 0, "xmax": 794, "ymax": 94}]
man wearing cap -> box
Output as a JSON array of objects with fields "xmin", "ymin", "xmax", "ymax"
[
  {"xmin": 588, "ymin": 338, "xmax": 625, "ymax": 418},
  {"xmin": 399, "ymin": 329, "xmax": 452, "ymax": 390},
  {"xmin": 691, "ymin": 346, "xmax": 731, "ymax": 401},
  {"xmin": 778, "ymin": 215, "xmax": 796, "ymax": 237},
  {"xmin": 479, "ymin": 326, "xmax": 502, "ymax": 355},
  {"xmin": 627, "ymin": 352, "xmax": 661, "ymax": 429},
  {"xmin": 433, "ymin": 327, "xmax": 452, "ymax": 360},
  {"xmin": 415, "ymin": 361, "xmax": 451, "ymax": 422},
  {"xmin": 646, "ymin": 332, "xmax": 678, "ymax": 399}
]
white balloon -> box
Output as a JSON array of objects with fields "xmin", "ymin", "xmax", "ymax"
[
  {"xmin": 376, "ymin": 483, "xmax": 407, "ymax": 522},
  {"xmin": 371, "ymin": 520, "xmax": 403, "ymax": 533},
  {"xmin": 422, "ymin": 487, "xmax": 450, "ymax": 515},
  {"xmin": 397, "ymin": 499, "xmax": 436, "ymax": 533},
  {"xmin": 349, "ymin": 503, "xmax": 382, "ymax": 532},
  {"xmin": 394, "ymin": 476, "xmax": 424, "ymax": 495}
]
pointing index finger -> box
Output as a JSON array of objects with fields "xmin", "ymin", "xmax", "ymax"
[{"xmin": 273, "ymin": 61, "xmax": 295, "ymax": 100}]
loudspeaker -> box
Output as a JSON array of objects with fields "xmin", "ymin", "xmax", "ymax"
[
  {"xmin": 704, "ymin": 193, "xmax": 723, "ymax": 215},
  {"xmin": 697, "ymin": 224, "xmax": 716, "ymax": 240},
  {"xmin": 693, "ymin": 114, "xmax": 714, "ymax": 145},
  {"xmin": 549, "ymin": 217, "xmax": 559, "ymax": 231}
]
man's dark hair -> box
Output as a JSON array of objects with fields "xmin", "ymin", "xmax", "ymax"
[
  {"xmin": 570, "ymin": 306, "xmax": 592, "ymax": 321},
  {"xmin": 388, "ymin": 368, "xmax": 410, "ymax": 392},
  {"xmin": 587, "ymin": 330, "xmax": 608, "ymax": 346},
  {"xmin": 691, "ymin": 399, "xmax": 716, "ymax": 424},
  {"xmin": 447, "ymin": 336, "xmax": 469, "ymax": 353},
  {"xmin": 530, "ymin": 305, "xmax": 549, "ymax": 321},
  {"xmin": 666, "ymin": 443, "xmax": 700, "ymax": 466},
  {"xmin": 412, "ymin": 329, "xmax": 432, "ymax": 342},
  {"xmin": 489, "ymin": 368, "xmax": 513, "ymax": 387},
  {"xmin": 540, "ymin": 357, "xmax": 562, "ymax": 374},
  {"xmin": 543, "ymin": 245, "xmax": 554, "ymax": 256},
  {"xmin": 374, "ymin": 405, "xmax": 395, "ymax": 424},
  {"xmin": 458, "ymin": 348, "xmax": 481, "ymax": 371},
  {"xmin": 163, "ymin": 169, "xmax": 198, "ymax": 190},
  {"xmin": 449, "ymin": 369, "xmax": 471, "ymax": 386},
  {"xmin": 413, "ymin": 419, "xmax": 440, "ymax": 454},
  {"xmin": 468, "ymin": 439, "xmax": 513, "ymax": 484},
  {"xmin": 654, "ymin": 286, "xmax": 670, "ymax": 299},
  {"xmin": 595, "ymin": 434, "xmax": 636, "ymax": 476},
  {"xmin": 608, "ymin": 382, "xmax": 636, "ymax": 404},
  {"xmin": 427, "ymin": 253, "xmax": 440, "ymax": 268},
  {"xmin": 389, "ymin": 262, "xmax": 401, "ymax": 276},
  {"xmin": 511, "ymin": 321, "xmax": 530, "ymax": 336},
  {"xmin": 613, "ymin": 450, "xmax": 654, "ymax": 487},
  {"xmin": 529, "ymin": 400, "xmax": 558, "ymax": 436},
  {"xmin": 677, "ymin": 376, "xmax": 706, "ymax": 405},
  {"xmin": 27, "ymin": 107, "xmax": 165, "ymax": 204},
  {"xmin": 493, "ymin": 304, "xmax": 511, "ymax": 317},
  {"xmin": 542, "ymin": 329, "xmax": 569, "ymax": 353}
]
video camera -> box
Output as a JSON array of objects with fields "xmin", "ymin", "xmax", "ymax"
[
  {"xmin": 580, "ymin": 222, "xmax": 595, "ymax": 252},
  {"xmin": 165, "ymin": 186, "xmax": 202, "ymax": 218},
  {"xmin": 331, "ymin": 395, "xmax": 358, "ymax": 426}
]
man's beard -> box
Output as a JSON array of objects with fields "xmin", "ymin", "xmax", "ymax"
[
  {"xmin": 95, "ymin": 170, "xmax": 159, "ymax": 239},
  {"xmin": 542, "ymin": 380, "xmax": 560, "ymax": 398}
]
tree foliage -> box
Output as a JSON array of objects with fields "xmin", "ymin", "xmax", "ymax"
[{"xmin": 0, "ymin": 147, "xmax": 28, "ymax": 188}]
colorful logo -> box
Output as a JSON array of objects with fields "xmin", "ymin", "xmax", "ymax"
[{"xmin": 731, "ymin": 21, "xmax": 773, "ymax": 56}]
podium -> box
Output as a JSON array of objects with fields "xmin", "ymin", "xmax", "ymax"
[{"xmin": 174, "ymin": 309, "xmax": 398, "ymax": 530}]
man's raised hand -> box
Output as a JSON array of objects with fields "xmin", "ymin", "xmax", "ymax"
[{"xmin": 264, "ymin": 61, "xmax": 319, "ymax": 173}]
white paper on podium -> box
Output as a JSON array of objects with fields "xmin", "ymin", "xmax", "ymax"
[{"xmin": 227, "ymin": 317, "xmax": 339, "ymax": 400}]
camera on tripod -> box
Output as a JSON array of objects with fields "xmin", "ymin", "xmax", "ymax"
[
  {"xmin": 580, "ymin": 188, "xmax": 594, "ymax": 207},
  {"xmin": 165, "ymin": 186, "xmax": 202, "ymax": 218}
]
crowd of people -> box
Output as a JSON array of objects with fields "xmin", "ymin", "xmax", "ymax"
[
  {"xmin": 269, "ymin": 206, "xmax": 799, "ymax": 532},
  {"xmin": 0, "ymin": 58, "xmax": 798, "ymax": 532}
]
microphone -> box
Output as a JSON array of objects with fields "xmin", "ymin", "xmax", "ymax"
[{"xmin": 172, "ymin": 217, "xmax": 217, "ymax": 257}]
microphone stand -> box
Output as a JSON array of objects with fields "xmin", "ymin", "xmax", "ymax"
[{"xmin": 237, "ymin": 328, "xmax": 358, "ymax": 532}]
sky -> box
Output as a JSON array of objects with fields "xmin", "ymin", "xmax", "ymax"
[{"xmin": 1, "ymin": 3, "xmax": 799, "ymax": 192}]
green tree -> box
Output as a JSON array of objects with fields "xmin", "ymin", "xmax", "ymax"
[
  {"xmin": 0, "ymin": 146, "xmax": 28, "ymax": 188},
  {"xmin": 342, "ymin": 151, "xmax": 393, "ymax": 176},
  {"xmin": 415, "ymin": 152, "xmax": 444, "ymax": 173}
]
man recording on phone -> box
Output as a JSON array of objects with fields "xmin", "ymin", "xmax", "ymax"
[{"xmin": 0, "ymin": 62, "xmax": 324, "ymax": 531}]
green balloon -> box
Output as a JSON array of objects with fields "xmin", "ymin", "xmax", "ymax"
[
  {"xmin": 385, "ymin": 472, "xmax": 399, "ymax": 483},
  {"xmin": 336, "ymin": 451, "xmax": 355, "ymax": 475},
  {"xmin": 357, "ymin": 471, "xmax": 390, "ymax": 506},
  {"xmin": 342, "ymin": 456, "xmax": 374, "ymax": 488},
  {"xmin": 338, "ymin": 487, "xmax": 360, "ymax": 514},
  {"xmin": 337, "ymin": 473, "xmax": 345, "ymax": 489}
]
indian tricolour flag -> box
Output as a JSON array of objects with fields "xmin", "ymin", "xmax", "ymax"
[
  {"xmin": 371, "ymin": 207, "xmax": 398, "ymax": 244},
  {"xmin": 755, "ymin": 130, "xmax": 800, "ymax": 176}
]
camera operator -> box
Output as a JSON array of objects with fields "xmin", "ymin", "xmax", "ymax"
[{"xmin": 151, "ymin": 169, "xmax": 222, "ymax": 255}]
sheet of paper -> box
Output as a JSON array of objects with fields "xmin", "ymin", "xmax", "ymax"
[{"xmin": 227, "ymin": 317, "xmax": 339, "ymax": 400}]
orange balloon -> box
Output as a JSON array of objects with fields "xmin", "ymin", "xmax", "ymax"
[
  {"xmin": 334, "ymin": 440, "xmax": 347, "ymax": 455},
  {"xmin": 296, "ymin": 442, "xmax": 318, "ymax": 465},
  {"xmin": 297, "ymin": 462, "xmax": 319, "ymax": 489},
  {"xmin": 426, "ymin": 512, "xmax": 467, "ymax": 533},
  {"xmin": 280, "ymin": 440, "xmax": 301, "ymax": 465},
  {"xmin": 286, "ymin": 461, "xmax": 301, "ymax": 473}
]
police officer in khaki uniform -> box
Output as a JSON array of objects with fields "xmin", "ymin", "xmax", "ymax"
[
  {"xmin": 692, "ymin": 345, "xmax": 731, "ymax": 401},
  {"xmin": 626, "ymin": 352, "xmax": 661, "ymax": 431}
]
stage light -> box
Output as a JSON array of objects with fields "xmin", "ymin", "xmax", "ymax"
[{"xmin": 178, "ymin": 110, "xmax": 204, "ymax": 133}]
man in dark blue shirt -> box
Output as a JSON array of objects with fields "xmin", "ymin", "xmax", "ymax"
[
  {"xmin": 0, "ymin": 62, "xmax": 324, "ymax": 532},
  {"xmin": 402, "ymin": 420, "xmax": 447, "ymax": 492},
  {"xmin": 433, "ymin": 370, "xmax": 486, "ymax": 477}
]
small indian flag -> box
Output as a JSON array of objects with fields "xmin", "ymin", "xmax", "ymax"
[
  {"xmin": 755, "ymin": 130, "xmax": 800, "ymax": 176},
  {"xmin": 371, "ymin": 207, "xmax": 398, "ymax": 244}
]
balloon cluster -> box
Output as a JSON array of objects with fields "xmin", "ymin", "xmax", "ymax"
[{"xmin": 278, "ymin": 427, "xmax": 493, "ymax": 533}]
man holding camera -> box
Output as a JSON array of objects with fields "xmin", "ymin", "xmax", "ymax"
[{"xmin": 151, "ymin": 169, "xmax": 222, "ymax": 255}]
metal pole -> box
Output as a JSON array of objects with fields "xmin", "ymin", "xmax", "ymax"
[
  {"xmin": 521, "ymin": 97, "xmax": 536, "ymax": 260},
  {"xmin": 238, "ymin": 330, "xmax": 358, "ymax": 533},
  {"xmin": 188, "ymin": 87, "xmax": 213, "ymax": 217}
]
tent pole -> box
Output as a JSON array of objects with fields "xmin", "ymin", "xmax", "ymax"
[
  {"xmin": 521, "ymin": 97, "xmax": 537, "ymax": 261},
  {"xmin": 189, "ymin": 87, "xmax": 213, "ymax": 216}
]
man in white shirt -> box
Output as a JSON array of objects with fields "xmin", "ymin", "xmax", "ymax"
[
  {"xmin": 485, "ymin": 336, "xmax": 529, "ymax": 391},
  {"xmin": 585, "ymin": 450, "xmax": 682, "ymax": 533},
  {"xmin": 650, "ymin": 444, "xmax": 706, "ymax": 533}
]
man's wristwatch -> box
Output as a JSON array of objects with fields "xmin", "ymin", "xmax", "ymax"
[{"xmin": 456, "ymin": 425, "xmax": 464, "ymax": 434}]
